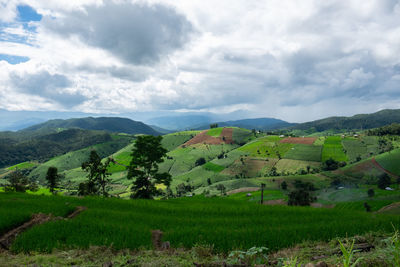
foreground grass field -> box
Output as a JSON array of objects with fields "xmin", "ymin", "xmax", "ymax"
[{"xmin": 2, "ymin": 192, "xmax": 400, "ymax": 254}]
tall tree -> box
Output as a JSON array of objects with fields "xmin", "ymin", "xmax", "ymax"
[
  {"xmin": 81, "ymin": 150, "xmax": 112, "ymax": 197},
  {"xmin": 128, "ymin": 135, "xmax": 171, "ymax": 199},
  {"xmin": 45, "ymin": 166, "xmax": 60, "ymax": 194},
  {"xmin": 6, "ymin": 170, "xmax": 29, "ymax": 192}
]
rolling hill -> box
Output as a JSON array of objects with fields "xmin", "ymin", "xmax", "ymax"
[
  {"xmin": 194, "ymin": 118, "xmax": 294, "ymax": 131},
  {"xmin": 21, "ymin": 117, "xmax": 160, "ymax": 136},
  {"xmin": 292, "ymin": 109, "xmax": 400, "ymax": 132}
]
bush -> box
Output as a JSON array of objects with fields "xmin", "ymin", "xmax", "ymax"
[
  {"xmin": 378, "ymin": 173, "xmax": 391, "ymax": 189},
  {"xmin": 323, "ymin": 158, "xmax": 339, "ymax": 171},
  {"xmin": 288, "ymin": 189, "xmax": 314, "ymax": 206},
  {"xmin": 367, "ymin": 188, "xmax": 375, "ymax": 197},
  {"xmin": 195, "ymin": 157, "xmax": 206, "ymax": 166}
]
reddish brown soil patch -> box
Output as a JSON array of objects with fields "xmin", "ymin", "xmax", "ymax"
[
  {"xmin": 0, "ymin": 213, "xmax": 52, "ymax": 250},
  {"xmin": 262, "ymin": 199, "xmax": 287, "ymax": 205},
  {"xmin": 182, "ymin": 128, "xmax": 234, "ymax": 146},
  {"xmin": 226, "ymin": 187, "xmax": 259, "ymax": 195},
  {"xmin": 371, "ymin": 157, "xmax": 399, "ymax": 178},
  {"xmin": 280, "ymin": 137, "xmax": 317, "ymax": 145}
]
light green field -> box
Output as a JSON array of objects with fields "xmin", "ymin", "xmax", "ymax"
[
  {"xmin": 206, "ymin": 127, "xmax": 224, "ymax": 137},
  {"xmin": 161, "ymin": 131, "xmax": 200, "ymax": 151},
  {"xmin": 375, "ymin": 148, "xmax": 400, "ymax": 175},
  {"xmin": 232, "ymin": 128, "xmax": 254, "ymax": 144},
  {"xmin": 238, "ymin": 136, "xmax": 293, "ymax": 158},
  {"xmin": 228, "ymin": 189, "xmax": 287, "ymax": 202},
  {"xmin": 342, "ymin": 138, "xmax": 367, "ymax": 162},
  {"xmin": 321, "ymin": 136, "xmax": 348, "ymax": 162},
  {"xmin": 275, "ymin": 159, "xmax": 321, "ymax": 174},
  {"xmin": 7, "ymin": 162, "xmax": 38, "ymax": 171},
  {"xmin": 283, "ymin": 144, "xmax": 322, "ymax": 162},
  {"xmin": 203, "ymin": 162, "xmax": 225, "ymax": 172}
]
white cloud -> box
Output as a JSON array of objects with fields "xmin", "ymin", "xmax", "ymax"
[{"xmin": 0, "ymin": 0, "xmax": 400, "ymax": 122}]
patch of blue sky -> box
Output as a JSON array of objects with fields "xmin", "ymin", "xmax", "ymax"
[
  {"xmin": 0, "ymin": 54, "xmax": 30, "ymax": 64},
  {"xmin": 17, "ymin": 5, "xmax": 42, "ymax": 22}
]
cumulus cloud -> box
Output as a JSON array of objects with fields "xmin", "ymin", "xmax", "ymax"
[
  {"xmin": 10, "ymin": 70, "xmax": 87, "ymax": 107},
  {"xmin": 42, "ymin": 1, "xmax": 193, "ymax": 65}
]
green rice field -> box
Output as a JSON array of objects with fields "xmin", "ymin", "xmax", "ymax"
[
  {"xmin": 375, "ymin": 148, "xmax": 400, "ymax": 176},
  {"xmin": 2, "ymin": 192, "xmax": 400, "ymax": 254},
  {"xmin": 283, "ymin": 144, "xmax": 322, "ymax": 162}
]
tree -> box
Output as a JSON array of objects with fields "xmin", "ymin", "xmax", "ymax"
[
  {"xmin": 210, "ymin": 123, "xmax": 218, "ymax": 129},
  {"xmin": 378, "ymin": 173, "xmax": 391, "ymax": 190},
  {"xmin": 322, "ymin": 158, "xmax": 339, "ymax": 171},
  {"xmin": 216, "ymin": 184, "xmax": 226, "ymax": 195},
  {"xmin": 195, "ymin": 157, "xmax": 206, "ymax": 166},
  {"xmin": 81, "ymin": 150, "xmax": 112, "ymax": 196},
  {"xmin": 288, "ymin": 189, "xmax": 313, "ymax": 206},
  {"xmin": 281, "ymin": 181, "xmax": 288, "ymax": 190},
  {"xmin": 46, "ymin": 167, "xmax": 60, "ymax": 194},
  {"xmin": 128, "ymin": 135, "xmax": 171, "ymax": 199},
  {"xmin": 176, "ymin": 183, "xmax": 193, "ymax": 197},
  {"xmin": 367, "ymin": 188, "xmax": 375, "ymax": 198},
  {"xmin": 207, "ymin": 178, "xmax": 212, "ymax": 185},
  {"xmin": 5, "ymin": 170, "xmax": 29, "ymax": 192}
]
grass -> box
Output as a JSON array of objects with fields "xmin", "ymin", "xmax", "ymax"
[
  {"xmin": 228, "ymin": 189, "xmax": 287, "ymax": 202},
  {"xmin": 342, "ymin": 138, "xmax": 367, "ymax": 162},
  {"xmin": 203, "ymin": 162, "xmax": 225, "ymax": 173},
  {"xmin": 322, "ymin": 136, "xmax": 348, "ymax": 162},
  {"xmin": 283, "ymin": 144, "xmax": 322, "ymax": 162},
  {"xmin": 207, "ymin": 128, "xmax": 224, "ymax": 137},
  {"xmin": 2, "ymin": 192, "xmax": 400, "ymax": 254},
  {"xmin": 7, "ymin": 162, "xmax": 38, "ymax": 171},
  {"xmin": 375, "ymin": 148, "xmax": 400, "ymax": 176},
  {"xmin": 238, "ymin": 136, "xmax": 293, "ymax": 158}
]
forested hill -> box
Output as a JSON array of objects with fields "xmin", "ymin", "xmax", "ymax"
[
  {"xmin": 21, "ymin": 117, "xmax": 160, "ymax": 136},
  {"xmin": 194, "ymin": 118, "xmax": 294, "ymax": 131},
  {"xmin": 291, "ymin": 109, "xmax": 400, "ymax": 132},
  {"xmin": 0, "ymin": 129, "xmax": 116, "ymax": 168}
]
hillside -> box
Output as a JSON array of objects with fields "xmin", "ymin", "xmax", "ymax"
[
  {"xmin": 292, "ymin": 109, "xmax": 400, "ymax": 132},
  {"xmin": 0, "ymin": 129, "xmax": 113, "ymax": 168},
  {"xmin": 21, "ymin": 117, "xmax": 160, "ymax": 136}
]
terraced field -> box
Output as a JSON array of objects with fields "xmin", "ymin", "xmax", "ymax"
[
  {"xmin": 283, "ymin": 144, "xmax": 322, "ymax": 162},
  {"xmin": 238, "ymin": 136, "xmax": 293, "ymax": 158},
  {"xmin": 321, "ymin": 136, "xmax": 348, "ymax": 162},
  {"xmin": 375, "ymin": 148, "xmax": 400, "ymax": 176}
]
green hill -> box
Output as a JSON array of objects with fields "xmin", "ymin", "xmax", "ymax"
[{"xmin": 292, "ymin": 109, "xmax": 400, "ymax": 132}]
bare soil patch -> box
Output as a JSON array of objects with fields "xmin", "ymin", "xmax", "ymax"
[
  {"xmin": 311, "ymin": 203, "xmax": 336, "ymax": 208},
  {"xmin": 182, "ymin": 128, "xmax": 234, "ymax": 146},
  {"xmin": 280, "ymin": 137, "xmax": 317, "ymax": 145},
  {"xmin": 377, "ymin": 202, "xmax": 400, "ymax": 214}
]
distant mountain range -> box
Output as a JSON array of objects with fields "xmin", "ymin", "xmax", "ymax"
[
  {"xmin": 193, "ymin": 118, "xmax": 295, "ymax": 131},
  {"xmin": 291, "ymin": 109, "xmax": 400, "ymax": 132}
]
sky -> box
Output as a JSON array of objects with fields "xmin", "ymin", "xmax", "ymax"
[{"xmin": 0, "ymin": 0, "xmax": 400, "ymax": 123}]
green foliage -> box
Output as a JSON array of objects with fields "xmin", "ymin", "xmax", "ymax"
[
  {"xmin": 228, "ymin": 246, "xmax": 268, "ymax": 265},
  {"xmin": 45, "ymin": 167, "xmax": 60, "ymax": 193},
  {"xmin": 338, "ymin": 239, "xmax": 363, "ymax": 267},
  {"xmin": 5, "ymin": 170, "xmax": 29, "ymax": 192},
  {"xmin": 288, "ymin": 189, "xmax": 313, "ymax": 206},
  {"xmin": 80, "ymin": 150, "xmax": 112, "ymax": 197},
  {"xmin": 7, "ymin": 162, "xmax": 38, "ymax": 171},
  {"xmin": 128, "ymin": 135, "xmax": 171, "ymax": 199},
  {"xmin": 195, "ymin": 157, "xmax": 206, "ymax": 166},
  {"xmin": 368, "ymin": 123, "xmax": 400, "ymax": 136},
  {"xmin": 378, "ymin": 173, "xmax": 391, "ymax": 190},
  {"xmin": 367, "ymin": 188, "xmax": 375, "ymax": 197},
  {"xmin": 322, "ymin": 158, "xmax": 339, "ymax": 170}
]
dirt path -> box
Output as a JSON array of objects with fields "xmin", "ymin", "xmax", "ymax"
[
  {"xmin": 226, "ymin": 187, "xmax": 259, "ymax": 195},
  {"xmin": 371, "ymin": 157, "xmax": 399, "ymax": 178},
  {"xmin": 182, "ymin": 128, "xmax": 235, "ymax": 146},
  {"xmin": 0, "ymin": 206, "xmax": 87, "ymax": 250}
]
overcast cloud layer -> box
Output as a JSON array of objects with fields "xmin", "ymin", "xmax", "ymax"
[{"xmin": 0, "ymin": 0, "xmax": 400, "ymax": 122}]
